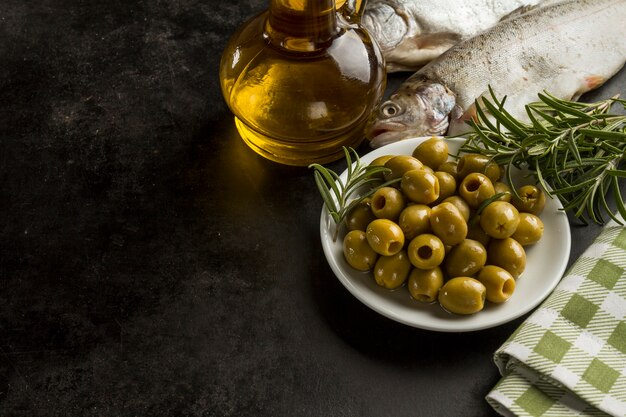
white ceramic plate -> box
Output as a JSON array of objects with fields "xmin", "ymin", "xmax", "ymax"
[{"xmin": 320, "ymin": 137, "xmax": 571, "ymax": 332}]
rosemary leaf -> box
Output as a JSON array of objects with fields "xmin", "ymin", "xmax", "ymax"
[
  {"xmin": 481, "ymin": 95, "xmax": 528, "ymax": 138},
  {"xmin": 460, "ymin": 90, "xmax": 626, "ymax": 225},
  {"xmin": 612, "ymin": 177, "xmax": 626, "ymax": 224},
  {"xmin": 310, "ymin": 147, "xmax": 400, "ymax": 241},
  {"xmin": 538, "ymin": 92, "xmax": 593, "ymax": 120}
]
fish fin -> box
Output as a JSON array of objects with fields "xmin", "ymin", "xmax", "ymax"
[
  {"xmin": 413, "ymin": 32, "xmax": 462, "ymax": 51},
  {"xmin": 499, "ymin": 0, "xmax": 563, "ymax": 22},
  {"xmin": 461, "ymin": 103, "xmax": 478, "ymax": 123},
  {"xmin": 499, "ymin": 5, "xmax": 535, "ymax": 21},
  {"xmin": 585, "ymin": 75, "xmax": 606, "ymax": 90},
  {"xmin": 449, "ymin": 101, "xmax": 487, "ymax": 136},
  {"xmin": 385, "ymin": 33, "xmax": 461, "ymax": 72},
  {"xmin": 569, "ymin": 75, "xmax": 608, "ymax": 101},
  {"xmin": 447, "ymin": 103, "xmax": 482, "ymax": 136}
]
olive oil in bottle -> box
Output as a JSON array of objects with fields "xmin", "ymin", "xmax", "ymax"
[{"xmin": 219, "ymin": 0, "xmax": 386, "ymax": 166}]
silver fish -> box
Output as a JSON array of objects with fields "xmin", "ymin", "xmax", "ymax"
[
  {"xmin": 366, "ymin": 0, "xmax": 626, "ymax": 148},
  {"xmin": 362, "ymin": 0, "xmax": 557, "ymax": 72}
]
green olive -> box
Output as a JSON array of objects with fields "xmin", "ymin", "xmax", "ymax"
[
  {"xmin": 445, "ymin": 239, "xmax": 487, "ymax": 278},
  {"xmin": 459, "ymin": 173, "xmax": 496, "ymax": 209},
  {"xmin": 437, "ymin": 160, "xmax": 458, "ymax": 181},
  {"xmin": 512, "ymin": 184, "xmax": 546, "ymax": 215},
  {"xmin": 384, "ymin": 155, "xmax": 424, "ymax": 182},
  {"xmin": 493, "ymin": 181, "xmax": 512, "ymax": 202},
  {"xmin": 438, "ymin": 277, "xmax": 486, "ymax": 315},
  {"xmin": 511, "ymin": 212, "xmax": 544, "ymax": 245},
  {"xmin": 408, "ymin": 267, "xmax": 444, "ymax": 303},
  {"xmin": 467, "ymin": 219, "xmax": 491, "ymax": 247},
  {"xmin": 371, "ymin": 186, "xmax": 406, "ymax": 220},
  {"xmin": 366, "ymin": 219, "xmax": 405, "ymax": 256},
  {"xmin": 398, "ymin": 204, "xmax": 431, "ymax": 241},
  {"xmin": 457, "ymin": 153, "xmax": 501, "ymax": 183},
  {"xmin": 343, "ymin": 230, "xmax": 379, "ymax": 271},
  {"xmin": 345, "ymin": 198, "xmax": 376, "ymax": 232},
  {"xmin": 477, "ymin": 265, "xmax": 516, "ymax": 303},
  {"xmin": 373, "ymin": 250, "xmax": 412, "ymax": 289},
  {"xmin": 368, "ymin": 155, "xmax": 395, "ymax": 180},
  {"xmin": 370, "ymin": 154, "xmax": 395, "ymax": 168},
  {"xmin": 412, "ymin": 137, "xmax": 449, "ymax": 169},
  {"xmin": 479, "ymin": 201, "xmax": 520, "ymax": 239},
  {"xmin": 487, "ymin": 237, "xmax": 526, "ymax": 278},
  {"xmin": 433, "ymin": 171, "xmax": 457, "ymax": 204},
  {"xmin": 442, "ymin": 195, "xmax": 471, "ymax": 222},
  {"xmin": 401, "ymin": 169, "xmax": 440, "ymax": 204},
  {"xmin": 418, "ymin": 164, "xmax": 435, "ymax": 175},
  {"xmin": 429, "ymin": 202, "xmax": 468, "ymax": 246},
  {"xmin": 407, "ymin": 233, "xmax": 445, "ymax": 269}
]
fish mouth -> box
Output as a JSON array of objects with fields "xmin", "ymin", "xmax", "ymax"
[{"xmin": 366, "ymin": 121, "xmax": 412, "ymax": 148}]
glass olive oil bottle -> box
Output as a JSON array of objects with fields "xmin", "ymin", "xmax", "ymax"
[{"xmin": 220, "ymin": 0, "xmax": 386, "ymax": 166}]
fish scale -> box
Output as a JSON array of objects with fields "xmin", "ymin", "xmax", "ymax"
[{"xmin": 366, "ymin": 0, "xmax": 626, "ymax": 147}]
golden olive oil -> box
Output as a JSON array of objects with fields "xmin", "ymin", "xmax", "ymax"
[{"xmin": 220, "ymin": 0, "xmax": 386, "ymax": 166}]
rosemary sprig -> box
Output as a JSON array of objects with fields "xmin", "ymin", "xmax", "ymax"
[
  {"xmin": 461, "ymin": 87, "xmax": 626, "ymax": 225},
  {"xmin": 309, "ymin": 147, "xmax": 400, "ymax": 241}
]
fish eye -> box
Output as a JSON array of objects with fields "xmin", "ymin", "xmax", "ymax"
[{"xmin": 381, "ymin": 102, "xmax": 402, "ymax": 117}]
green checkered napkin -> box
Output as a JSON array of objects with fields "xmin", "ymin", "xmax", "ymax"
[{"xmin": 486, "ymin": 218, "xmax": 626, "ymax": 417}]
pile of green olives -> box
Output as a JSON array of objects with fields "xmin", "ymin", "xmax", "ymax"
[{"xmin": 341, "ymin": 137, "xmax": 546, "ymax": 315}]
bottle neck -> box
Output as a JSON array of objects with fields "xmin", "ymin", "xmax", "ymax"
[{"xmin": 266, "ymin": 0, "xmax": 340, "ymax": 52}]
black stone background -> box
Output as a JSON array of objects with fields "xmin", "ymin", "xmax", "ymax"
[{"xmin": 1, "ymin": 1, "xmax": 625, "ymax": 416}]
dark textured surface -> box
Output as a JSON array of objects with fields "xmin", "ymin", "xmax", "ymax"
[{"xmin": 1, "ymin": 1, "xmax": 625, "ymax": 416}]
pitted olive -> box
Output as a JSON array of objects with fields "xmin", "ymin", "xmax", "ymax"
[
  {"xmin": 433, "ymin": 171, "xmax": 457, "ymax": 203},
  {"xmin": 429, "ymin": 202, "xmax": 468, "ymax": 246},
  {"xmin": 384, "ymin": 155, "xmax": 424, "ymax": 181},
  {"xmin": 412, "ymin": 137, "xmax": 449, "ymax": 169},
  {"xmin": 437, "ymin": 160, "xmax": 458, "ymax": 180},
  {"xmin": 368, "ymin": 154, "xmax": 395, "ymax": 180},
  {"xmin": 487, "ymin": 237, "xmax": 526, "ymax": 278},
  {"xmin": 343, "ymin": 230, "xmax": 379, "ymax": 271},
  {"xmin": 398, "ymin": 204, "xmax": 431, "ymax": 241},
  {"xmin": 345, "ymin": 198, "xmax": 376, "ymax": 232},
  {"xmin": 459, "ymin": 173, "xmax": 496, "ymax": 208},
  {"xmin": 370, "ymin": 154, "xmax": 395, "ymax": 168},
  {"xmin": 407, "ymin": 233, "xmax": 445, "ymax": 269},
  {"xmin": 373, "ymin": 250, "xmax": 412, "ymax": 289},
  {"xmin": 493, "ymin": 181, "xmax": 512, "ymax": 202},
  {"xmin": 418, "ymin": 164, "xmax": 435, "ymax": 175},
  {"xmin": 408, "ymin": 267, "xmax": 444, "ymax": 303},
  {"xmin": 438, "ymin": 277, "xmax": 486, "ymax": 315},
  {"xmin": 445, "ymin": 239, "xmax": 487, "ymax": 278},
  {"xmin": 442, "ymin": 195, "xmax": 471, "ymax": 222},
  {"xmin": 477, "ymin": 265, "xmax": 516, "ymax": 303},
  {"xmin": 467, "ymin": 219, "xmax": 491, "ymax": 247},
  {"xmin": 457, "ymin": 153, "xmax": 501, "ymax": 183},
  {"xmin": 366, "ymin": 219, "xmax": 405, "ymax": 256},
  {"xmin": 371, "ymin": 186, "xmax": 406, "ymax": 220},
  {"xmin": 512, "ymin": 184, "xmax": 546, "ymax": 215},
  {"xmin": 401, "ymin": 169, "xmax": 440, "ymax": 204},
  {"xmin": 511, "ymin": 212, "xmax": 544, "ymax": 245},
  {"xmin": 480, "ymin": 201, "xmax": 520, "ymax": 239}
]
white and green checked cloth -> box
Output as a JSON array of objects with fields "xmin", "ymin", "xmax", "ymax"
[{"xmin": 486, "ymin": 218, "xmax": 626, "ymax": 417}]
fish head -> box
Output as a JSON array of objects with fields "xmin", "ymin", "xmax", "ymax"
[
  {"xmin": 366, "ymin": 80, "xmax": 457, "ymax": 148},
  {"xmin": 361, "ymin": 1, "xmax": 408, "ymax": 54}
]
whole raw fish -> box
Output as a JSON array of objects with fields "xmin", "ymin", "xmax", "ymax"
[
  {"xmin": 366, "ymin": 0, "xmax": 626, "ymax": 148},
  {"xmin": 362, "ymin": 0, "xmax": 556, "ymax": 72}
]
